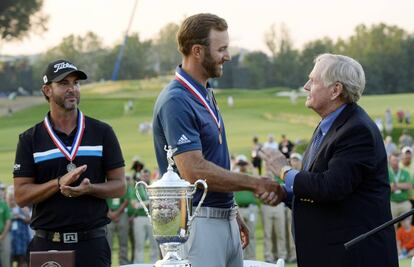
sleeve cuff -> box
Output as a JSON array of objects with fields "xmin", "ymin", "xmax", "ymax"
[{"xmin": 285, "ymin": 169, "xmax": 298, "ymax": 194}]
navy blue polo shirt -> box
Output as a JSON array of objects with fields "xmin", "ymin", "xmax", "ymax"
[{"xmin": 152, "ymin": 66, "xmax": 233, "ymax": 208}]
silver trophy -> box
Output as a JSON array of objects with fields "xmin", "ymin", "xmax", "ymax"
[{"xmin": 135, "ymin": 146, "xmax": 208, "ymax": 267}]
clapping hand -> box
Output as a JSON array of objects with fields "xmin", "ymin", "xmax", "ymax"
[
  {"xmin": 59, "ymin": 165, "xmax": 90, "ymax": 198},
  {"xmin": 59, "ymin": 165, "xmax": 87, "ymax": 187}
]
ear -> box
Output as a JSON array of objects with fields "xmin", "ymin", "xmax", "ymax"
[
  {"xmin": 330, "ymin": 82, "xmax": 343, "ymax": 100},
  {"xmin": 190, "ymin": 44, "xmax": 204, "ymax": 60},
  {"xmin": 42, "ymin": 84, "xmax": 52, "ymax": 98}
]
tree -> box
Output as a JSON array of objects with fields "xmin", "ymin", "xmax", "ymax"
[
  {"xmin": 32, "ymin": 32, "xmax": 106, "ymax": 85},
  {"xmin": 98, "ymin": 33, "xmax": 155, "ymax": 81},
  {"xmin": 0, "ymin": 0, "xmax": 47, "ymax": 41},
  {"xmin": 264, "ymin": 23, "xmax": 293, "ymax": 58},
  {"xmin": 152, "ymin": 22, "xmax": 181, "ymax": 75},
  {"xmin": 299, "ymin": 38, "xmax": 335, "ymax": 84},
  {"xmin": 401, "ymin": 35, "xmax": 414, "ymax": 90},
  {"xmin": 340, "ymin": 23, "xmax": 408, "ymax": 94},
  {"xmin": 240, "ymin": 51, "xmax": 272, "ymax": 88},
  {"xmin": 264, "ymin": 23, "xmax": 301, "ymax": 88}
]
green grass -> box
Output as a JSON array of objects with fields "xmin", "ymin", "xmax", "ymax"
[
  {"xmin": 1, "ymin": 79, "xmax": 413, "ymax": 266},
  {"xmin": 2, "ymin": 84, "xmax": 412, "ymax": 182}
]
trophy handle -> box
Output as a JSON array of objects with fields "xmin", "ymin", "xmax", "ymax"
[
  {"xmin": 188, "ymin": 179, "xmax": 208, "ymax": 226},
  {"xmin": 135, "ymin": 181, "xmax": 151, "ymax": 222}
]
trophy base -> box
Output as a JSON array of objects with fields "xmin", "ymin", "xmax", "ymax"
[
  {"xmin": 155, "ymin": 243, "xmax": 191, "ymax": 267},
  {"xmin": 154, "ymin": 259, "xmax": 191, "ymax": 267}
]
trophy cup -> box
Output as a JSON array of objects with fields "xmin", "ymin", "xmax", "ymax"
[{"xmin": 135, "ymin": 146, "xmax": 208, "ymax": 267}]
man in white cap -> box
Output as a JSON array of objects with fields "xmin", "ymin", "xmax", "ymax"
[
  {"xmin": 400, "ymin": 146, "xmax": 414, "ymax": 177},
  {"xmin": 400, "ymin": 146, "xmax": 414, "ymax": 218}
]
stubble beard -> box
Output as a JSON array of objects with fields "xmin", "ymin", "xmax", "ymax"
[
  {"xmin": 53, "ymin": 93, "xmax": 80, "ymax": 111},
  {"xmin": 202, "ymin": 49, "xmax": 223, "ymax": 79}
]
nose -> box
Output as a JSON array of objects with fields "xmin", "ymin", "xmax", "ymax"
[
  {"xmin": 66, "ymin": 82, "xmax": 79, "ymax": 92},
  {"xmin": 224, "ymin": 51, "xmax": 231, "ymax": 62},
  {"xmin": 303, "ymin": 80, "xmax": 311, "ymax": 91}
]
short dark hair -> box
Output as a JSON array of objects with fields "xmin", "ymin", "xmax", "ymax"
[
  {"xmin": 177, "ymin": 13, "xmax": 228, "ymax": 56},
  {"xmin": 131, "ymin": 160, "xmax": 144, "ymax": 172}
]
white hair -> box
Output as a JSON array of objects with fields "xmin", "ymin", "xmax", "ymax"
[{"xmin": 315, "ymin": 53, "xmax": 366, "ymax": 103}]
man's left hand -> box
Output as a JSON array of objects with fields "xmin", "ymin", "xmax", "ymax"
[
  {"xmin": 236, "ymin": 211, "xmax": 250, "ymax": 249},
  {"xmin": 60, "ymin": 178, "xmax": 92, "ymax": 198},
  {"xmin": 258, "ymin": 148, "xmax": 289, "ymax": 176}
]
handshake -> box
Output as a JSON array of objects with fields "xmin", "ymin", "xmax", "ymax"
[
  {"xmin": 254, "ymin": 177, "xmax": 286, "ymax": 206},
  {"xmin": 254, "ymin": 147, "xmax": 291, "ymax": 206}
]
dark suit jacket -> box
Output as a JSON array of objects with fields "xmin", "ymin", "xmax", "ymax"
[{"xmin": 293, "ymin": 103, "xmax": 398, "ymax": 267}]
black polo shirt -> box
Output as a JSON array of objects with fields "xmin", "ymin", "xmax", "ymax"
[{"xmin": 13, "ymin": 114, "xmax": 125, "ymax": 232}]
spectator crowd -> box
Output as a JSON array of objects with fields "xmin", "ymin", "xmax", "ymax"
[{"xmin": 1, "ymin": 128, "xmax": 414, "ymax": 265}]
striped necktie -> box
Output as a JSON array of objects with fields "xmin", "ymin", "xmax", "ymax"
[{"xmin": 305, "ymin": 128, "xmax": 323, "ymax": 170}]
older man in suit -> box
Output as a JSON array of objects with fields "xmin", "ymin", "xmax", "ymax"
[{"xmin": 264, "ymin": 53, "xmax": 398, "ymax": 267}]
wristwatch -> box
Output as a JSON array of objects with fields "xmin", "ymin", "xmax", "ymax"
[{"xmin": 279, "ymin": 165, "xmax": 292, "ymax": 181}]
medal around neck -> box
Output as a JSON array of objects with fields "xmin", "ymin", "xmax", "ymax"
[
  {"xmin": 66, "ymin": 162, "xmax": 76, "ymax": 172},
  {"xmin": 135, "ymin": 145, "xmax": 208, "ymax": 267},
  {"xmin": 175, "ymin": 71, "xmax": 222, "ymax": 145},
  {"xmin": 44, "ymin": 110, "xmax": 85, "ymax": 173}
]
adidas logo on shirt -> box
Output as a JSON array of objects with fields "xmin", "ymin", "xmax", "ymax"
[
  {"xmin": 13, "ymin": 164, "xmax": 21, "ymax": 171},
  {"xmin": 177, "ymin": 134, "xmax": 191, "ymax": 145}
]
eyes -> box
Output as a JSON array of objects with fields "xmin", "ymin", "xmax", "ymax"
[
  {"xmin": 57, "ymin": 80, "xmax": 80, "ymax": 88},
  {"xmin": 218, "ymin": 46, "xmax": 228, "ymax": 53}
]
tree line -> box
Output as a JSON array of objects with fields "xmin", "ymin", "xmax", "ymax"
[{"xmin": 1, "ymin": 22, "xmax": 413, "ymax": 95}]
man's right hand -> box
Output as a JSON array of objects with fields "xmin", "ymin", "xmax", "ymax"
[
  {"xmin": 255, "ymin": 177, "xmax": 286, "ymax": 206},
  {"xmin": 59, "ymin": 165, "xmax": 87, "ymax": 187}
]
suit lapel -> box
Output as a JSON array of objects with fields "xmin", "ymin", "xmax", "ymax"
[{"xmin": 305, "ymin": 103, "xmax": 357, "ymax": 171}]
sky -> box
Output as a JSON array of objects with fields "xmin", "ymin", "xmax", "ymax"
[{"xmin": 1, "ymin": 0, "xmax": 413, "ymax": 56}]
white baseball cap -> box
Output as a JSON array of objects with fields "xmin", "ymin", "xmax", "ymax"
[
  {"xmin": 402, "ymin": 146, "xmax": 413, "ymax": 154},
  {"xmin": 290, "ymin": 152, "xmax": 303, "ymax": 161},
  {"xmin": 235, "ymin": 154, "xmax": 248, "ymax": 165}
]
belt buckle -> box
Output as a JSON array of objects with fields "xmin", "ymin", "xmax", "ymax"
[
  {"xmin": 63, "ymin": 232, "xmax": 78, "ymax": 243},
  {"xmin": 52, "ymin": 232, "xmax": 61, "ymax": 242}
]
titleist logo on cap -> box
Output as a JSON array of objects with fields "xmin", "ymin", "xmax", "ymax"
[{"xmin": 53, "ymin": 62, "xmax": 78, "ymax": 73}]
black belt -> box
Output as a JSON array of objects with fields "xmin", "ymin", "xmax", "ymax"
[{"xmin": 35, "ymin": 227, "xmax": 106, "ymax": 243}]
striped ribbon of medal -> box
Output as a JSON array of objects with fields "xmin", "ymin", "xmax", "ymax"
[
  {"xmin": 43, "ymin": 110, "xmax": 85, "ymax": 172},
  {"xmin": 175, "ymin": 71, "xmax": 222, "ymax": 142}
]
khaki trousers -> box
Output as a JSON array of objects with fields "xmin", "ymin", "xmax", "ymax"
[{"xmin": 261, "ymin": 204, "xmax": 287, "ymax": 262}]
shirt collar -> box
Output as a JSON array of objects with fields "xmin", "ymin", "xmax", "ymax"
[
  {"xmin": 176, "ymin": 65, "xmax": 212, "ymax": 99},
  {"xmin": 319, "ymin": 104, "xmax": 347, "ymax": 136},
  {"xmin": 46, "ymin": 111, "xmax": 78, "ymax": 137}
]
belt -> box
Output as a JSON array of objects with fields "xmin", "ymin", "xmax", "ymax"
[
  {"xmin": 238, "ymin": 204, "xmax": 253, "ymax": 208},
  {"xmin": 35, "ymin": 227, "xmax": 106, "ymax": 243},
  {"xmin": 195, "ymin": 206, "xmax": 238, "ymax": 219}
]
